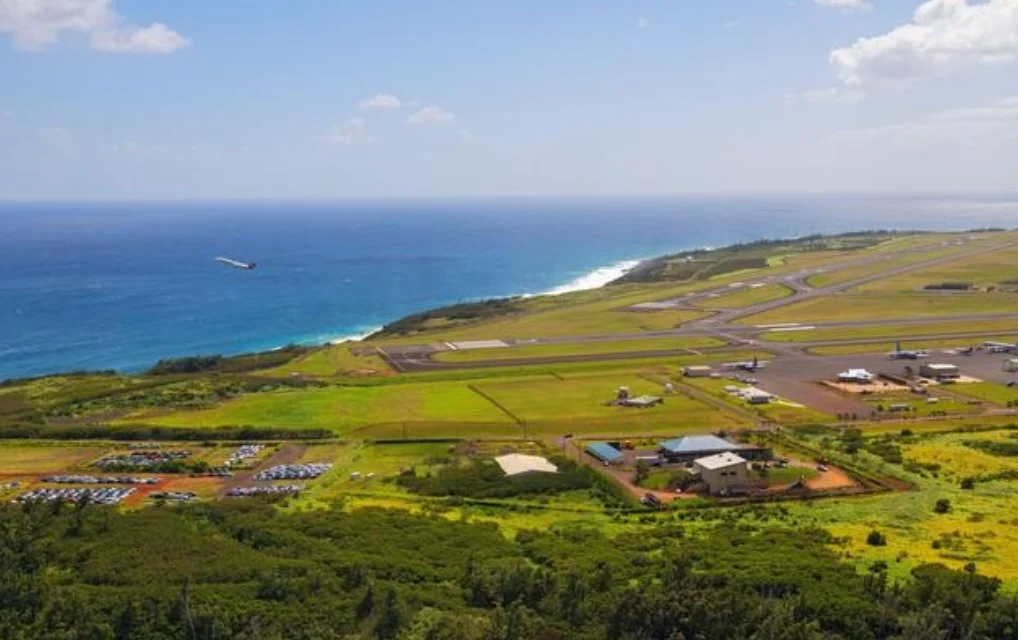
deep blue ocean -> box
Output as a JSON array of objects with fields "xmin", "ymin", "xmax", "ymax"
[{"xmin": 3, "ymin": 196, "xmax": 1018, "ymax": 380}]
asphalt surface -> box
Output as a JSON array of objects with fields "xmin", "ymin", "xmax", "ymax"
[{"xmin": 368, "ymin": 237, "xmax": 1018, "ymax": 373}]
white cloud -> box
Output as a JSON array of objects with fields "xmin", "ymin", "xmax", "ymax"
[
  {"xmin": 722, "ymin": 19, "xmax": 741, "ymax": 30},
  {"xmin": 459, "ymin": 129, "xmax": 479, "ymax": 143},
  {"xmin": 785, "ymin": 86, "xmax": 865, "ymax": 104},
  {"xmin": 0, "ymin": 0, "xmax": 188, "ymax": 53},
  {"xmin": 636, "ymin": 16, "xmax": 649, "ymax": 29},
  {"xmin": 406, "ymin": 105, "xmax": 456, "ymax": 125},
  {"xmin": 835, "ymin": 95, "xmax": 1018, "ymax": 146},
  {"xmin": 90, "ymin": 22, "xmax": 188, "ymax": 54},
  {"xmin": 814, "ymin": 0, "xmax": 871, "ymax": 12},
  {"xmin": 322, "ymin": 117, "xmax": 370, "ymax": 145},
  {"xmin": 830, "ymin": 0, "xmax": 1018, "ymax": 87},
  {"xmin": 358, "ymin": 93, "xmax": 402, "ymax": 110}
]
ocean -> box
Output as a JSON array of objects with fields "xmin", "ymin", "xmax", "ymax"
[{"xmin": 3, "ymin": 195, "xmax": 1018, "ymax": 380}]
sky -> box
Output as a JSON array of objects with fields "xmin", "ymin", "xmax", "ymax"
[{"xmin": 2, "ymin": 0, "xmax": 1018, "ymax": 199}]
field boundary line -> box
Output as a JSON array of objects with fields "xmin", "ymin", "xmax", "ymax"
[{"xmin": 466, "ymin": 384, "xmax": 525, "ymax": 428}]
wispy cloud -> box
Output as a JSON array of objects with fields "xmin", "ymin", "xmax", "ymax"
[
  {"xmin": 813, "ymin": 0, "xmax": 871, "ymax": 12},
  {"xmin": 636, "ymin": 16, "xmax": 649, "ymax": 29},
  {"xmin": 358, "ymin": 94, "xmax": 402, "ymax": 110},
  {"xmin": 406, "ymin": 105, "xmax": 456, "ymax": 126},
  {"xmin": 322, "ymin": 117, "xmax": 371, "ymax": 145},
  {"xmin": 833, "ymin": 96, "xmax": 1018, "ymax": 147},
  {"xmin": 0, "ymin": 0, "xmax": 189, "ymax": 53},
  {"xmin": 785, "ymin": 86, "xmax": 864, "ymax": 105}
]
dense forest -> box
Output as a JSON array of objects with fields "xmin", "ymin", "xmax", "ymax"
[{"xmin": 2, "ymin": 500, "xmax": 1016, "ymax": 639}]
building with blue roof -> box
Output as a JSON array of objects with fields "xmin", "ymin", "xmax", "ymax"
[
  {"xmin": 659, "ymin": 435, "xmax": 768, "ymax": 462},
  {"xmin": 585, "ymin": 442, "xmax": 623, "ymax": 465}
]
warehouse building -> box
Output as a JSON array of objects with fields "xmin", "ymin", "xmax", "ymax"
[
  {"xmin": 920, "ymin": 363, "xmax": 960, "ymax": 382},
  {"xmin": 586, "ymin": 442, "xmax": 623, "ymax": 465},
  {"xmin": 658, "ymin": 435, "xmax": 769, "ymax": 463},
  {"xmin": 694, "ymin": 452, "xmax": 748, "ymax": 496}
]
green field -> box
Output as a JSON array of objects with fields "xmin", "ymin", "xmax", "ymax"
[
  {"xmin": 804, "ymin": 244, "xmax": 979, "ymax": 289},
  {"xmin": 762, "ymin": 319, "xmax": 1018, "ymax": 343},
  {"xmin": 739, "ymin": 292, "xmax": 1018, "ymax": 325},
  {"xmin": 783, "ymin": 425, "xmax": 1018, "ymax": 581},
  {"xmin": 125, "ymin": 382, "xmax": 517, "ymax": 435},
  {"xmin": 692, "ymin": 283, "xmax": 793, "ymax": 309},
  {"xmin": 432, "ymin": 335, "xmax": 725, "ymax": 363},
  {"xmin": 0, "ymin": 442, "xmax": 107, "ymax": 474},
  {"xmin": 947, "ymin": 381, "xmax": 1018, "ymax": 406},
  {"xmin": 473, "ymin": 371, "xmax": 747, "ymax": 434},
  {"xmin": 859, "ymin": 392, "xmax": 983, "ymax": 418},
  {"xmin": 854, "ymin": 243, "xmax": 1018, "ymax": 293}
]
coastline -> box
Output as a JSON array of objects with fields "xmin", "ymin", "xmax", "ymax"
[{"xmin": 321, "ymin": 257, "xmax": 646, "ymax": 346}]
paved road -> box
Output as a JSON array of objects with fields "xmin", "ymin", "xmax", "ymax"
[{"xmin": 369, "ymin": 237, "xmax": 1018, "ymax": 372}]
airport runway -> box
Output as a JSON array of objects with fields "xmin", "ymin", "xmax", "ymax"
[{"xmin": 366, "ymin": 238, "xmax": 1018, "ymax": 373}]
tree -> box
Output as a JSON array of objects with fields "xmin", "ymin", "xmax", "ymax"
[
  {"xmin": 934, "ymin": 499, "xmax": 951, "ymax": 514},
  {"xmin": 867, "ymin": 530, "xmax": 887, "ymax": 547},
  {"xmin": 376, "ymin": 587, "xmax": 408, "ymax": 640}
]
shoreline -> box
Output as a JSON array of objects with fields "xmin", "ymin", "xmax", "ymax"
[{"xmin": 319, "ymin": 257, "xmax": 646, "ymax": 346}]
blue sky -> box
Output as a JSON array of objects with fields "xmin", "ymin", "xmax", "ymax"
[{"xmin": 2, "ymin": 0, "xmax": 1018, "ymax": 199}]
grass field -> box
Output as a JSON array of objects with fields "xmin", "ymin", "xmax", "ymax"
[
  {"xmin": 946, "ymin": 381, "xmax": 1018, "ymax": 406},
  {"xmin": 125, "ymin": 382, "xmax": 517, "ymax": 434},
  {"xmin": 692, "ymin": 283, "xmax": 794, "ymax": 309},
  {"xmin": 859, "ymin": 392, "xmax": 983, "ymax": 418},
  {"xmin": 262, "ymin": 345, "xmax": 393, "ymax": 378},
  {"xmin": 854, "ymin": 242, "xmax": 1018, "ymax": 293},
  {"xmin": 473, "ymin": 371, "xmax": 747, "ymax": 434},
  {"xmin": 781, "ymin": 425, "xmax": 1018, "ymax": 582},
  {"xmin": 739, "ymin": 293, "xmax": 1018, "ymax": 325},
  {"xmin": 0, "ymin": 442, "xmax": 108, "ymax": 474},
  {"xmin": 761, "ymin": 319, "xmax": 1018, "ymax": 344},
  {"xmin": 431, "ymin": 335, "xmax": 726, "ymax": 364},
  {"xmin": 804, "ymin": 244, "xmax": 978, "ymax": 289}
]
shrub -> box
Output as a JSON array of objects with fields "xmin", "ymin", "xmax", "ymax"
[
  {"xmin": 866, "ymin": 530, "xmax": 887, "ymax": 547},
  {"xmin": 933, "ymin": 499, "xmax": 951, "ymax": 514}
]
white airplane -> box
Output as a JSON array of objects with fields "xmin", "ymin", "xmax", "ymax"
[{"xmin": 215, "ymin": 256, "xmax": 257, "ymax": 270}]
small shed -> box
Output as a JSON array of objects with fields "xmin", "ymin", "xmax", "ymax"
[
  {"xmin": 683, "ymin": 365, "xmax": 713, "ymax": 378},
  {"xmin": 693, "ymin": 452, "xmax": 748, "ymax": 496},
  {"xmin": 586, "ymin": 442, "xmax": 623, "ymax": 465},
  {"xmin": 495, "ymin": 454, "xmax": 558, "ymax": 476}
]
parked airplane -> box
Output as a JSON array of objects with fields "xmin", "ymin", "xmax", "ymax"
[
  {"xmin": 887, "ymin": 341, "xmax": 927, "ymax": 360},
  {"xmin": 215, "ymin": 257, "xmax": 257, "ymax": 270},
  {"xmin": 722, "ymin": 357, "xmax": 768, "ymax": 372}
]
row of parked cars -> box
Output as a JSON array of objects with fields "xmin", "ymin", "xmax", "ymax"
[
  {"xmin": 227, "ymin": 485, "xmax": 302, "ymax": 497},
  {"xmin": 254, "ymin": 463, "xmax": 332, "ymax": 480},
  {"xmin": 16, "ymin": 487, "xmax": 136, "ymax": 505},
  {"xmin": 42, "ymin": 475, "xmax": 158, "ymax": 485}
]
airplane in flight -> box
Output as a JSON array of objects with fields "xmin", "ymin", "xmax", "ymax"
[{"xmin": 215, "ymin": 257, "xmax": 257, "ymax": 270}]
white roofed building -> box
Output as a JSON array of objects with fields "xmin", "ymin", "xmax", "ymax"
[
  {"xmin": 838, "ymin": 369, "xmax": 875, "ymax": 383},
  {"xmin": 495, "ymin": 454, "xmax": 558, "ymax": 476}
]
